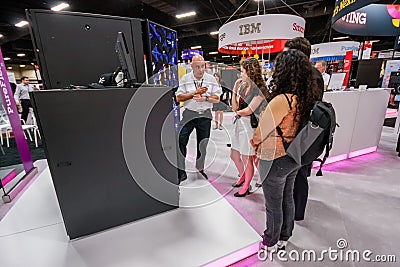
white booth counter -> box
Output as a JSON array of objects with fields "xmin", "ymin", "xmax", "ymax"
[{"xmin": 316, "ymin": 88, "xmax": 391, "ymax": 165}]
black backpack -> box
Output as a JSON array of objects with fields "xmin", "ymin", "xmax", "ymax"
[{"xmin": 277, "ymin": 95, "xmax": 337, "ymax": 176}]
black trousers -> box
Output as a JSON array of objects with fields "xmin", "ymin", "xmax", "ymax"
[
  {"xmin": 293, "ymin": 164, "xmax": 311, "ymax": 221},
  {"xmin": 20, "ymin": 99, "xmax": 32, "ymax": 123},
  {"xmin": 178, "ymin": 109, "xmax": 212, "ymax": 175}
]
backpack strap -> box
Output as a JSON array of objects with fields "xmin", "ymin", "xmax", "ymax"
[
  {"xmin": 315, "ymin": 142, "xmax": 330, "ymax": 176},
  {"xmin": 276, "ymin": 125, "xmax": 287, "ymax": 146},
  {"xmin": 276, "ymin": 94, "xmax": 293, "ymax": 148},
  {"xmin": 282, "ymin": 93, "xmax": 292, "ymax": 110},
  {"xmin": 315, "ymin": 103, "xmax": 335, "ymax": 176}
]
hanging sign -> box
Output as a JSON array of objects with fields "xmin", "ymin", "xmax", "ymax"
[
  {"xmin": 218, "ymin": 14, "xmax": 305, "ymax": 55},
  {"xmin": 310, "ymin": 41, "xmax": 360, "ymax": 59},
  {"xmin": 218, "ymin": 40, "xmax": 287, "ymax": 55},
  {"xmin": 332, "ymin": 0, "xmax": 378, "ymax": 25},
  {"xmin": 333, "ymin": 4, "xmax": 400, "ymax": 36}
]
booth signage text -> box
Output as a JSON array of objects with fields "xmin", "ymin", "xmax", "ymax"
[
  {"xmin": 181, "ymin": 49, "xmax": 203, "ymax": 60},
  {"xmin": 292, "ymin": 23, "xmax": 304, "ymax": 33},
  {"xmin": 310, "ymin": 41, "xmax": 360, "ymax": 59},
  {"xmin": 311, "ymin": 48, "xmax": 320, "ymax": 55},
  {"xmin": 239, "ymin": 22, "xmax": 261, "ymax": 35},
  {"xmin": 332, "ymin": 0, "xmax": 377, "ymax": 24},
  {"xmin": 0, "ymin": 48, "xmax": 34, "ymax": 172},
  {"xmin": 0, "ymin": 71, "xmax": 14, "ymax": 115},
  {"xmin": 334, "ymin": 0, "xmax": 357, "ymax": 17},
  {"xmin": 341, "ymin": 12, "xmax": 367, "ymax": 25}
]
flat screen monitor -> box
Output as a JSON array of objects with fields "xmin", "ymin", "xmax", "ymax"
[
  {"xmin": 389, "ymin": 71, "xmax": 400, "ymax": 86},
  {"xmin": 144, "ymin": 20, "xmax": 178, "ymax": 87},
  {"xmin": 27, "ymin": 9, "xmax": 145, "ymax": 89},
  {"xmin": 116, "ymin": 32, "xmax": 137, "ymax": 86},
  {"xmin": 355, "ymin": 58, "xmax": 383, "ymax": 88},
  {"xmin": 328, "ymin": 73, "xmax": 346, "ymax": 90}
]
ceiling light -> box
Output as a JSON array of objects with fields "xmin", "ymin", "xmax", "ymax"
[
  {"xmin": 15, "ymin": 21, "xmax": 29, "ymax": 28},
  {"xmin": 332, "ymin": 36, "xmax": 349, "ymax": 40},
  {"xmin": 20, "ymin": 65, "xmax": 26, "ymax": 68},
  {"xmin": 7, "ymin": 67, "xmax": 12, "ymax": 70},
  {"xmin": 4, "ymin": 57, "xmax": 11, "ymax": 61},
  {"xmin": 191, "ymin": 46, "xmax": 202, "ymax": 49},
  {"xmin": 51, "ymin": 3, "xmax": 70, "ymax": 11},
  {"xmin": 210, "ymin": 31, "xmax": 219, "ymax": 36},
  {"xmin": 209, "ymin": 51, "xmax": 218, "ymax": 55},
  {"xmin": 0, "ymin": 34, "xmax": 3, "ymax": 38},
  {"xmin": 176, "ymin": 11, "xmax": 196, "ymax": 19},
  {"xmin": 17, "ymin": 53, "xmax": 25, "ymax": 57},
  {"xmin": 222, "ymin": 55, "xmax": 231, "ymax": 58},
  {"xmin": 370, "ymin": 40, "xmax": 380, "ymax": 43}
]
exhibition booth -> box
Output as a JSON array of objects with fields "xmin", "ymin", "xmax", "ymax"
[
  {"xmin": 316, "ymin": 88, "xmax": 391, "ymax": 166},
  {"xmin": 1, "ymin": 9, "xmax": 262, "ymax": 267},
  {"xmin": 310, "ymin": 41, "xmax": 360, "ymax": 63},
  {"xmin": 1, "ymin": 2, "xmax": 399, "ymax": 266}
]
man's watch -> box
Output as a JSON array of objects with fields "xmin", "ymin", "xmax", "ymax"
[{"xmin": 205, "ymin": 95, "xmax": 209, "ymax": 102}]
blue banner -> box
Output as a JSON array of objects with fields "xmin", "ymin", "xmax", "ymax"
[{"xmin": 181, "ymin": 49, "xmax": 203, "ymax": 60}]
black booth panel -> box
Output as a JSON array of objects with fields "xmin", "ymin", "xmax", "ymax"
[
  {"xmin": 355, "ymin": 59, "xmax": 383, "ymax": 88},
  {"xmin": 28, "ymin": 10, "xmax": 146, "ymax": 88},
  {"xmin": 31, "ymin": 88, "xmax": 178, "ymax": 239}
]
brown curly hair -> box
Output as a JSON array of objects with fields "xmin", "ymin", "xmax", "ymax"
[
  {"xmin": 284, "ymin": 37, "xmax": 311, "ymax": 58},
  {"xmin": 269, "ymin": 49, "xmax": 320, "ymax": 125},
  {"xmin": 241, "ymin": 57, "xmax": 265, "ymax": 88}
]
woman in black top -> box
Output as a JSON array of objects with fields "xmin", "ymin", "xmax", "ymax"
[
  {"xmin": 212, "ymin": 73, "xmax": 230, "ymax": 130},
  {"xmin": 231, "ymin": 57, "xmax": 266, "ymax": 197}
]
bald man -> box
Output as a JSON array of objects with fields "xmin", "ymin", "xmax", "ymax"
[
  {"xmin": 176, "ymin": 55, "xmax": 222, "ymax": 183},
  {"xmin": 315, "ymin": 60, "xmax": 331, "ymax": 91}
]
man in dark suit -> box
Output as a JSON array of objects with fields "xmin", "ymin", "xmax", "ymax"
[{"xmin": 284, "ymin": 37, "xmax": 324, "ymax": 221}]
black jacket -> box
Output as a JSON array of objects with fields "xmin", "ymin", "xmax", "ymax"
[{"xmin": 312, "ymin": 67, "xmax": 324, "ymax": 100}]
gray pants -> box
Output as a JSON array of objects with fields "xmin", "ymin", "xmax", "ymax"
[{"xmin": 259, "ymin": 155, "xmax": 300, "ymax": 247}]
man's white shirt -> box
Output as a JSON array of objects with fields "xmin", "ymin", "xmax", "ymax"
[
  {"xmin": 176, "ymin": 72, "xmax": 222, "ymax": 112},
  {"xmin": 322, "ymin": 72, "xmax": 331, "ymax": 86}
]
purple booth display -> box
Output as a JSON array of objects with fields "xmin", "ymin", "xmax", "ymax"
[{"xmin": 0, "ymin": 47, "xmax": 37, "ymax": 203}]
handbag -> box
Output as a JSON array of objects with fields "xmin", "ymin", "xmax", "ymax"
[{"xmin": 250, "ymin": 113, "xmax": 258, "ymax": 128}]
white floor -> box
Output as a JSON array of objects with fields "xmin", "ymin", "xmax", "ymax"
[
  {"xmin": 1, "ymin": 112, "xmax": 399, "ymax": 267},
  {"xmin": 0, "ymin": 159, "xmax": 261, "ymax": 267}
]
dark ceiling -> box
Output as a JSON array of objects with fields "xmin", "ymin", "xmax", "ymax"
[{"xmin": 0, "ymin": 0, "xmax": 397, "ymax": 65}]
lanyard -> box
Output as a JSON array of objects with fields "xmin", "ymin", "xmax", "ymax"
[{"xmin": 193, "ymin": 79, "xmax": 203, "ymax": 88}]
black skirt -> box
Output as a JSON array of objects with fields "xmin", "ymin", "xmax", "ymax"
[{"xmin": 212, "ymin": 100, "xmax": 229, "ymax": 111}]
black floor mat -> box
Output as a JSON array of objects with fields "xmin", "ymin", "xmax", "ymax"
[{"xmin": 0, "ymin": 137, "xmax": 45, "ymax": 168}]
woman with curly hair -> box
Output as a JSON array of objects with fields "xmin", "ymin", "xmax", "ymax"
[
  {"xmin": 231, "ymin": 57, "xmax": 266, "ymax": 197},
  {"xmin": 251, "ymin": 49, "xmax": 320, "ymax": 254}
]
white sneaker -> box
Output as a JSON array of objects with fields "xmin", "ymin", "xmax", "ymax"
[
  {"xmin": 257, "ymin": 242, "xmax": 278, "ymax": 261},
  {"xmin": 277, "ymin": 240, "xmax": 287, "ymax": 250}
]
